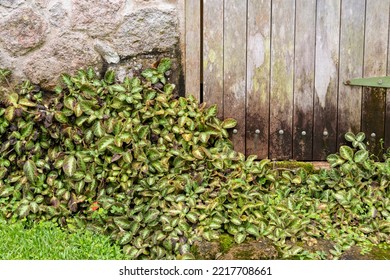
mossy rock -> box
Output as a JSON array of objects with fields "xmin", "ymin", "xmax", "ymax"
[
  {"xmin": 272, "ymin": 161, "xmax": 315, "ymax": 173},
  {"xmin": 219, "ymin": 239, "xmax": 278, "ymax": 260}
]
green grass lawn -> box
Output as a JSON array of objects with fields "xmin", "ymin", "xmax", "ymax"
[{"xmin": 0, "ymin": 218, "xmax": 128, "ymax": 260}]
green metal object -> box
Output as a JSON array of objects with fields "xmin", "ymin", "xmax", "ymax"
[{"xmin": 344, "ymin": 76, "xmax": 390, "ymax": 88}]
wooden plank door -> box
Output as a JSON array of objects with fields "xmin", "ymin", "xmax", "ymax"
[
  {"xmin": 246, "ymin": 0, "xmax": 271, "ymax": 158},
  {"xmin": 337, "ymin": 0, "xmax": 365, "ymax": 147},
  {"xmin": 223, "ymin": 0, "xmax": 247, "ymax": 154},
  {"xmin": 362, "ymin": 0, "xmax": 390, "ymax": 158},
  {"xmin": 203, "ymin": 0, "xmax": 224, "ymax": 119},
  {"xmin": 269, "ymin": 0, "xmax": 295, "ymax": 160},
  {"xmin": 313, "ymin": 0, "xmax": 341, "ymax": 160},
  {"xmin": 293, "ymin": 0, "xmax": 316, "ymax": 160}
]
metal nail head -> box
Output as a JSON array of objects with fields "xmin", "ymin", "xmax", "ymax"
[
  {"xmin": 232, "ymin": 129, "xmax": 238, "ymax": 134},
  {"xmin": 371, "ymin": 132, "xmax": 376, "ymax": 138},
  {"xmin": 255, "ymin": 129, "xmax": 260, "ymax": 134},
  {"xmin": 301, "ymin": 131, "xmax": 306, "ymax": 136},
  {"xmin": 378, "ymin": 79, "xmax": 383, "ymax": 85},
  {"xmin": 323, "ymin": 130, "xmax": 328, "ymax": 136},
  {"xmin": 279, "ymin": 129, "xmax": 284, "ymax": 135}
]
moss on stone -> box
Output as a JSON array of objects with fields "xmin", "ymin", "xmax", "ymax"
[
  {"xmin": 219, "ymin": 234, "xmax": 235, "ymax": 253},
  {"xmin": 272, "ymin": 160, "xmax": 315, "ymax": 173}
]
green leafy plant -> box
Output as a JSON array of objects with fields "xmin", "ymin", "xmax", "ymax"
[{"xmin": 0, "ymin": 60, "xmax": 389, "ymax": 260}]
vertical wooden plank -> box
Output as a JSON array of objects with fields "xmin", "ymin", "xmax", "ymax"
[
  {"xmin": 385, "ymin": 2, "xmax": 390, "ymax": 149},
  {"xmin": 313, "ymin": 0, "xmax": 340, "ymax": 160},
  {"xmin": 203, "ymin": 0, "xmax": 224, "ymax": 119},
  {"xmin": 293, "ymin": 0, "xmax": 316, "ymax": 160},
  {"xmin": 224, "ymin": 0, "xmax": 247, "ymax": 154},
  {"xmin": 185, "ymin": 0, "xmax": 201, "ymax": 101},
  {"xmin": 269, "ymin": 0, "xmax": 295, "ymax": 160},
  {"xmin": 246, "ymin": 0, "xmax": 271, "ymax": 158},
  {"xmin": 362, "ymin": 0, "xmax": 390, "ymax": 158},
  {"xmin": 337, "ymin": 0, "xmax": 365, "ymax": 147}
]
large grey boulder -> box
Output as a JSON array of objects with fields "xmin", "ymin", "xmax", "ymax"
[
  {"xmin": 71, "ymin": 0, "xmax": 125, "ymax": 37},
  {"xmin": 24, "ymin": 33, "xmax": 103, "ymax": 90},
  {"xmin": 112, "ymin": 7, "xmax": 179, "ymax": 58},
  {"xmin": 0, "ymin": 8, "xmax": 47, "ymax": 56}
]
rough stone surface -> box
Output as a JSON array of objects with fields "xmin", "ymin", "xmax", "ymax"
[
  {"xmin": 94, "ymin": 40, "xmax": 120, "ymax": 64},
  {"xmin": 192, "ymin": 240, "xmax": 221, "ymax": 260},
  {"xmin": 219, "ymin": 240, "xmax": 278, "ymax": 260},
  {"xmin": 0, "ymin": 0, "xmax": 183, "ymax": 94},
  {"xmin": 0, "ymin": 8, "xmax": 48, "ymax": 56},
  {"xmin": 24, "ymin": 33, "xmax": 103, "ymax": 90},
  {"xmin": 48, "ymin": 2, "xmax": 69, "ymax": 28},
  {"xmin": 112, "ymin": 7, "xmax": 178, "ymax": 57},
  {"xmin": 0, "ymin": 0, "xmax": 24, "ymax": 8},
  {"xmin": 71, "ymin": 0, "xmax": 125, "ymax": 37}
]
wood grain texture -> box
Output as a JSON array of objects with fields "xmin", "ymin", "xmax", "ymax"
[
  {"xmin": 185, "ymin": 0, "xmax": 201, "ymax": 101},
  {"xmin": 223, "ymin": 0, "xmax": 247, "ymax": 154},
  {"xmin": 362, "ymin": 0, "xmax": 390, "ymax": 157},
  {"xmin": 385, "ymin": 2, "xmax": 390, "ymax": 149},
  {"xmin": 337, "ymin": 0, "xmax": 365, "ymax": 147},
  {"xmin": 293, "ymin": 0, "xmax": 316, "ymax": 160},
  {"xmin": 269, "ymin": 0, "xmax": 295, "ymax": 160},
  {"xmin": 203, "ymin": 0, "xmax": 224, "ymax": 119},
  {"xmin": 313, "ymin": 0, "xmax": 340, "ymax": 160},
  {"xmin": 246, "ymin": 0, "xmax": 271, "ymax": 158}
]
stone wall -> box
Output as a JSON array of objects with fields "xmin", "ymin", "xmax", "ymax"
[{"xmin": 0, "ymin": 0, "xmax": 183, "ymax": 93}]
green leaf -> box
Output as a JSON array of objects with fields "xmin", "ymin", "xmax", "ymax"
[
  {"xmin": 18, "ymin": 204, "xmax": 30, "ymax": 218},
  {"xmin": 354, "ymin": 149, "xmax": 369, "ymax": 163},
  {"xmin": 63, "ymin": 155, "xmax": 77, "ymax": 177},
  {"xmin": 54, "ymin": 112, "xmax": 69, "ymax": 124},
  {"xmin": 92, "ymin": 120, "xmax": 105, "ymax": 137},
  {"xmin": 97, "ymin": 136, "xmax": 114, "ymax": 152},
  {"xmin": 355, "ymin": 132, "xmax": 366, "ymax": 142},
  {"xmin": 144, "ymin": 209, "xmax": 160, "ymax": 224},
  {"xmin": 344, "ymin": 132, "xmax": 355, "ymax": 142},
  {"xmin": 221, "ymin": 118, "xmax": 237, "ymax": 129},
  {"xmin": 104, "ymin": 70, "xmax": 115, "ymax": 84},
  {"xmin": 23, "ymin": 160, "xmax": 37, "ymax": 183},
  {"xmin": 234, "ymin": 232, "xmax": 247, "ymax": 244},
  {"xmin": 157, "ymin": 58, "xmax": 172, "ymax": 73},
  {"xmin": 246, "ymin": 224, "xmax": 260, "ymax": 238},
  {"xmin": 30, "ymin": 201, "xmax": 39, "ymax": 214},
  {"xmin": 206, "ymin": 105, "xmax": 217, "ymax": 118},
  {"xmin": 119, "ymin": 232, "xmax": 134, "ymax": 245},
  {"xmin": 339, "ymin": 145, "xmax": 354, "ymax": 161}
]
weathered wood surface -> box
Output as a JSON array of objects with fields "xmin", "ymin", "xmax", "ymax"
[
  {"xmin": 183, "ymin": 0, "xmax": 390, "ymax": 160},
  {"xmin": 269, "ymin": 0, "xmax": 295, "ymax": 160},
  {"xmin": 223, "ymin": 0, "xmax": 247, "ymax": 154},
  {"xmin": 385, "ymin": 3, "xmax": 390, "ymax": 149},
  {"xmin": 313, "ymin": 0, "xmax": 340, "ymax": 160},
  {"xmin": 246, "ymin": 0, "xmax": 271, "ymax": 158},
  {"xmin": 362, "ymin": 0, "xmax": 389, "ymax": 157},
  {"xmin": 203, "ymin": 0, "xmax": 224, "ymax": 119},
  {"xmin": 185, "ymin": 0, "xmax": 201, "ymax": 101},
  {"xmin": 337, "ymin": 0, "xmax": 365, "ymax": 147},
  {"xmin": 293, "ymin": 0, "xmax": 316, "ymax": 160}
]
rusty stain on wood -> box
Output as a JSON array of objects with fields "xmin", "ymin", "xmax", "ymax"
[
  {"xmin": 362, "ymin": 0, "xmax": 389, "ymax": 157},
  {"xmin": 246, "ymin": 0, "xmax": 271, "ymax": 158},
  {"xmin": 223, "ymin": 0, "xmax": 247, "ymax": 154},
  {"xmin": 203, "ymin": 0, "xmax": 224, "ymax": 119},
  {"xmin": 337, "ymin": 0, "xmax": 365, "ymax": 147},
  {"xmin": 293, "ymin": 0, "xmax": 315, "ymax": 160},
  {"xmin": 313, "ymin": 0, "xmax": 340, "ymax": 160},
  {"xmin": 269, "ymin": 0, "xmax": 295, "ymax": 160}
]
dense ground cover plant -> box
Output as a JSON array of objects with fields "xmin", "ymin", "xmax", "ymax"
[{"xmin": 0, "ymin": 60, "xmax": 389, "ymax": 260}]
